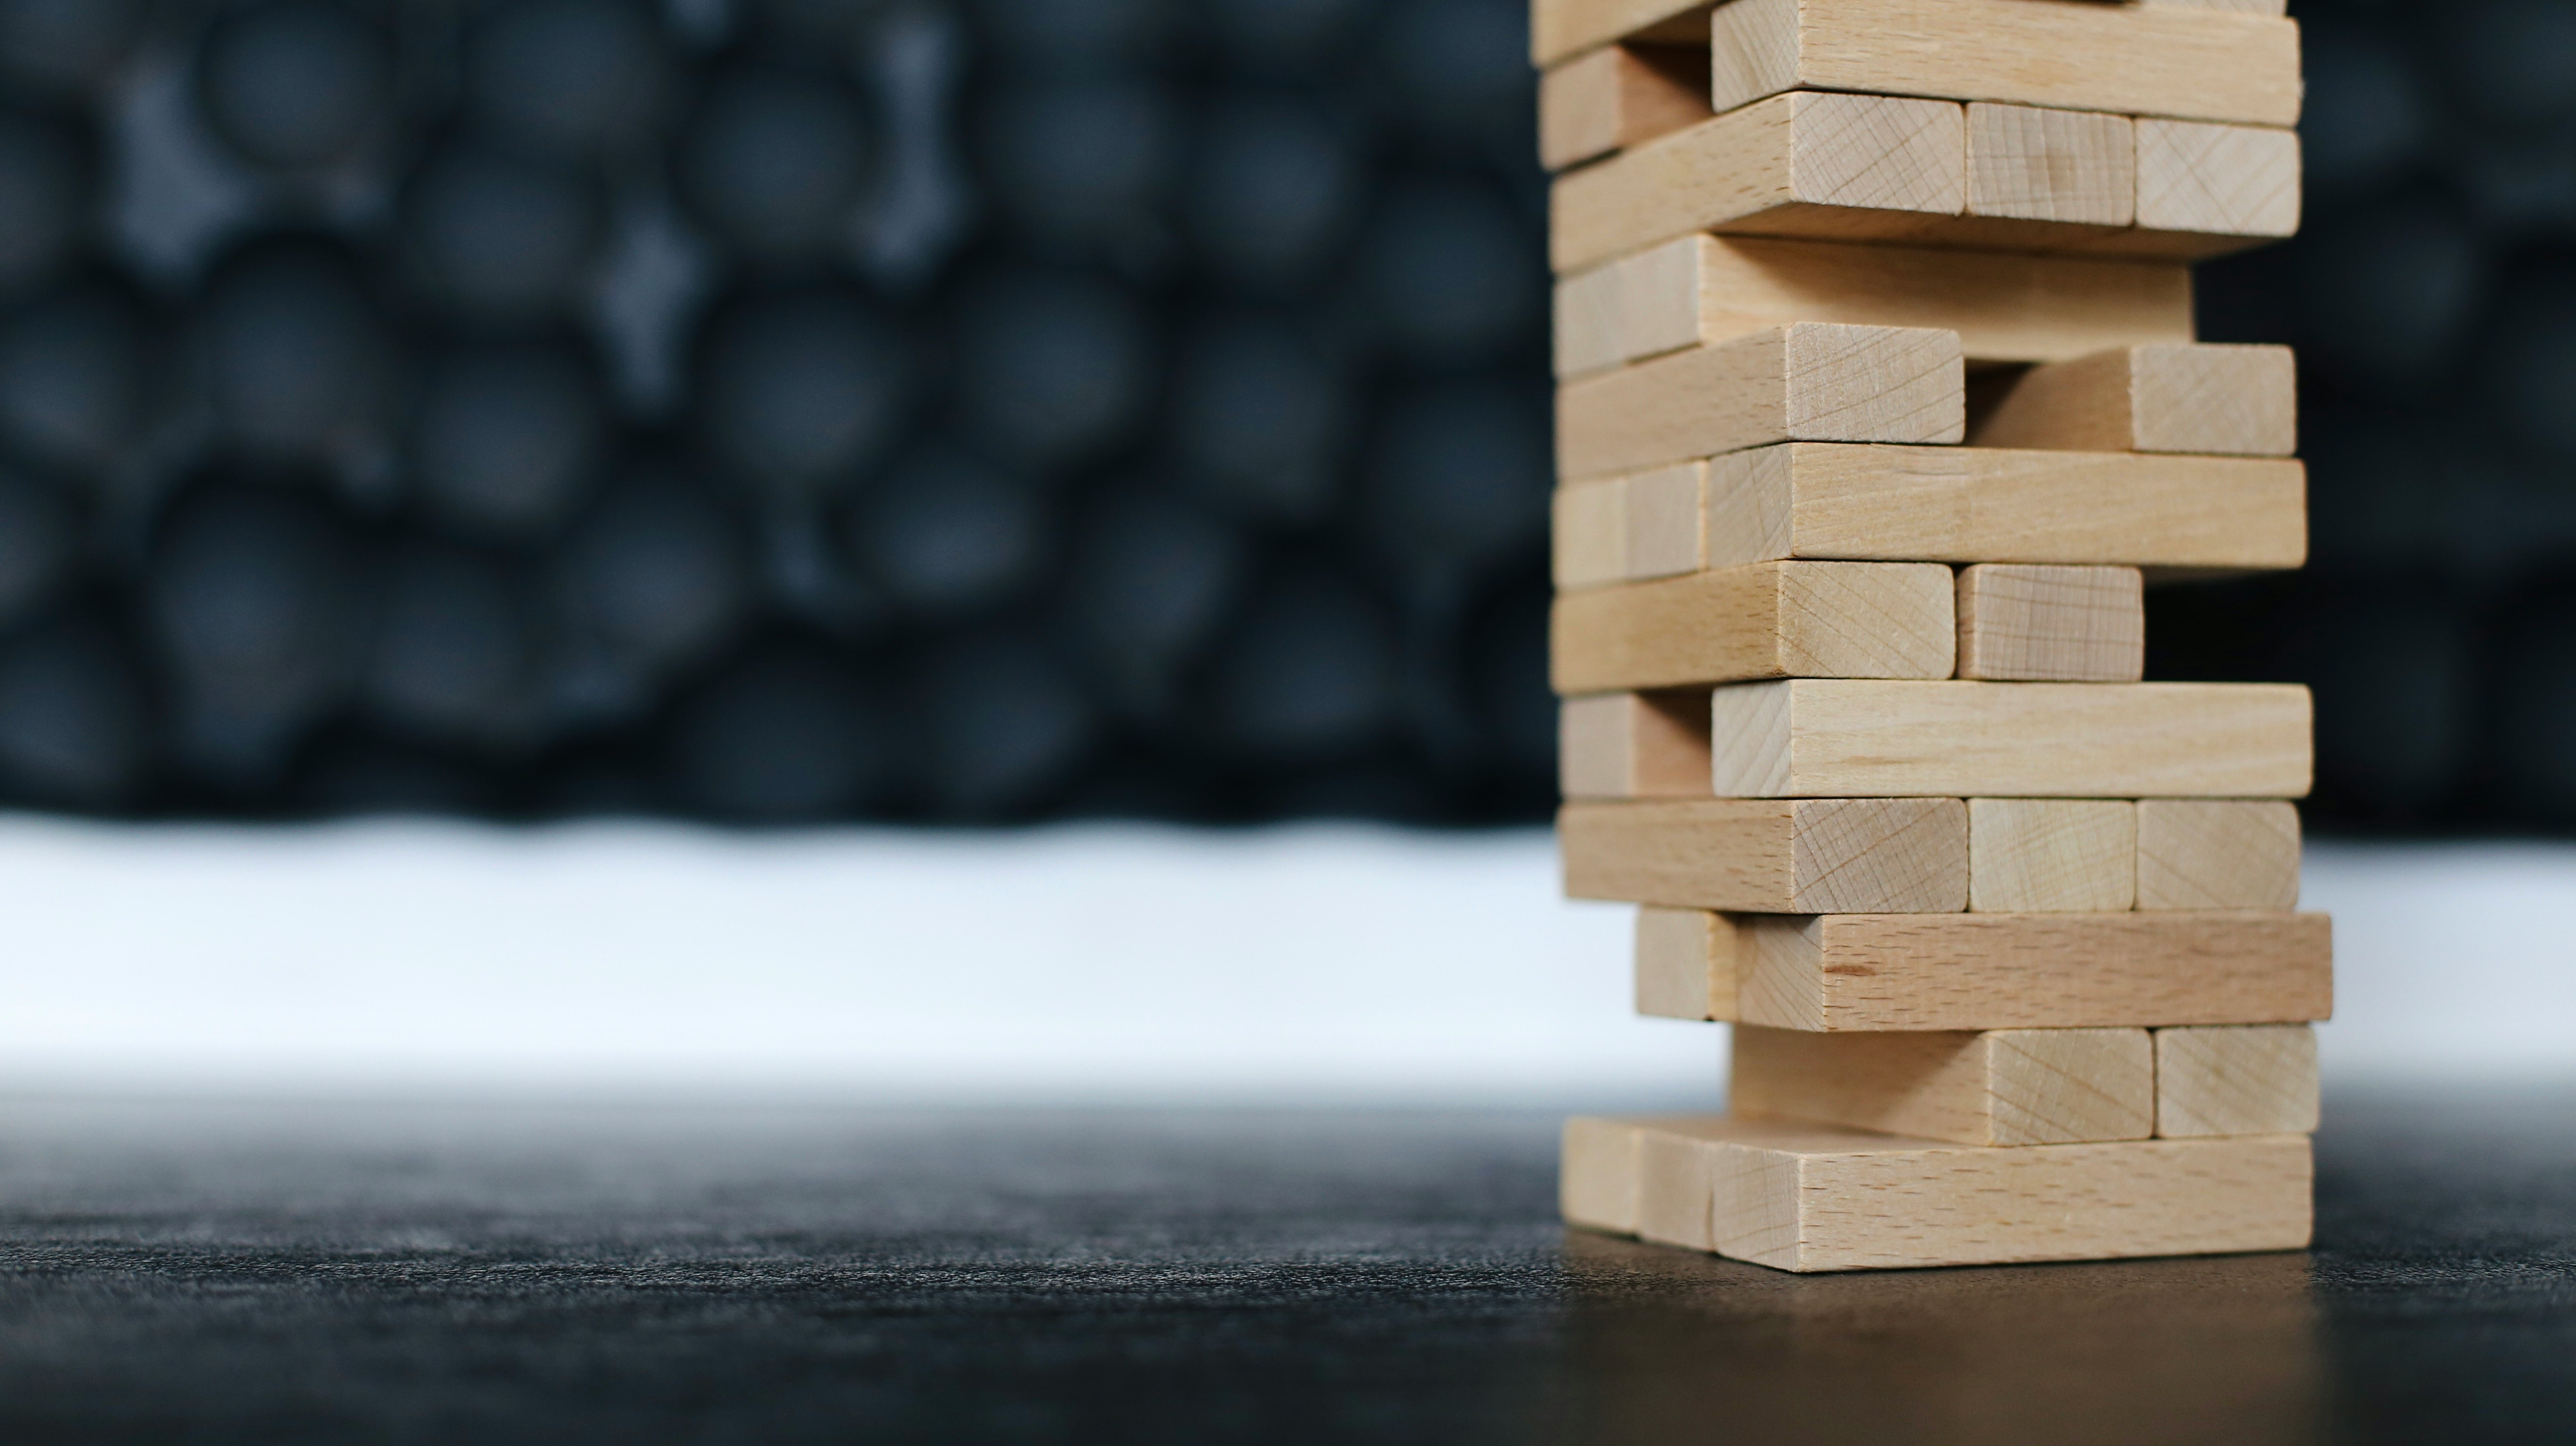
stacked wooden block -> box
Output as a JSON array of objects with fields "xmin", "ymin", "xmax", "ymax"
[{"xmin": 1540, "ymin": 0, "xmax": 2326, "ymax": 1272}]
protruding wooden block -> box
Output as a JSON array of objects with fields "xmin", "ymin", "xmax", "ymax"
[
  {"xmin": 1732, "ymin": 1025, "xmax": 2155, "ymax": 1146},
  {"xmin": 2136, "ymin": 799, "xmax": 2302, "ymax": 911},
  {"xmin": 1707, "ymin": 679, "xmax": 2314, "ymax": 800},
  {"xmin": 1734, "ymin": 911, "xmax": 2334, "ymax": 1032},
  {"xmin": 1969, "ymin": 345, "xmax": 2297, "ymax": 457},
  {"xmin": 1539, "ymin": 44, "xmax": 1713, "ymax": 171},
  {"xmin": 1551, "ymin": 561, "xmax": 1956, "ymax": 694},
  {"xmin": 1551, "ymin": 233, "xmax": 2196, "ymax": 381},
  {"xmin": 1708, "ymin": 0, "xmax": 2303, "ymax": 128},
  {"xmin": 2131, "ymin": 120, "xmax": 2301, "ymax": 251},
  {"xmin": 1965, "ymin": 103, "xmax": 2135, "ymax": 228},
  {"xmin": 1969, "ymin": 798, "xmax": 2137, "ymax": 912},
  {"xmin": 1559, "ymin": 798, "xmax": 1968, "ymax": 913},
  {"xmin": 1562, "ymin": 1115, "xmax": 1651, "ymax": 1234},
  {"xmin": 1557, "ymin": 323, "xmax": 1964, "ymax": 482},
  {"xmin": 1634, "ymin": 905, "xmax": 1740, "ymax": 1020},
  {"xmin": 2156, "ymin": 1025, "xmax": 2321, "ymax": 1138},
  {"xmin": 1562, "ymin": 691, "xmax": 1711, "ymax": 800},
  {"xmin": 1549, "ymin": 91, "xmax": 1965, "ymax": 275},
  {"xmin": 1701, "ymin": 444, "xmax": 2307, "ymax": 573},
  {"xmin": 1956, "ymin": 564, "xmax": 2146, "ymax": 683},
  {"xmin": 1581, "ymin": 1115, "xmax": 2314, "ymax": 1271}
]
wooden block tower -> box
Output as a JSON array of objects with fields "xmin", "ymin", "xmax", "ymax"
[{"xmin": 1539, "ymin": 0, "xmax": 2324, "ymax": 1272}]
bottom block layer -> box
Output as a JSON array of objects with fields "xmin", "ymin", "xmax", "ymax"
[{"xmin": 1562, "ymin": 1115, "xmax": 2311, "ymax": 1273}]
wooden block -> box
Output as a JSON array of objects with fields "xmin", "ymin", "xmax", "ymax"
[
  {"xmin": 1562, "ymin": 691, "xmax": 1712, "ymax": 800},
  {"xmin": 2156, "ymin": 1025, "xmax": 2321, "ymax": 1138},
  {"xmin": 1702, "ymin": 443, "xmax": 2307, "ymax": 573},
  {"xmin": 2136, "ymin": 799, "xmax": 2302, "ymax": 911},
  {"xmin": 1965, "ymin": 103, "xmax": 2135, "ymax": 228},
  {"xmin": 1550, "ymin": 561, "xmax": 1956, "ymax": 694},
  {"xmin": 1539, "ymin": 44, "xmax": 1713, "ymax": 171},
  {"xmin": 1531, "ymin": 0, "xmax": 1713, "ymax": 69},
  {"xmin": 1709, "ymin": 0, "xmax": 2303, "ymax": 128},
  {"xmin": 1635, "ymin": 905, "xmax": 1740, "ymax": 1020},
  {"xmin": 1969, "ymin": 798, "xmax": 2137, "ymax": 912},
  {"xmin": 1551, "ymin": 233, "xmax": 2195, "ymax": 381},
  {"xmin": 1562, "ymin": 1115, "xmax": 1651, "ymax": 1234},
  {"xmin": 2129, "ymin": 120, "xmax": 2301, "ymax": 251},
  {"xmin": 1557, "ymin": 323, "xmax": 1964, "ymax": 482},
  {"xmin": 1549, "ymin": 91, "xmax": 1965, "ymax": 275},
  {"xmin": 1708, "ymin": 679, "xmax": 2313, "ymax": 799},
  {"xmin": 1732, "ymin": 1025, "xmax": 2155, "ymax": 1146},
  {"xmin": 1598, "ymin": 1115, "xmax": 2312, "ymax": 1271},
  {"xmin": 1559, "ymin": 797, "xmax": 1968, "ymax": 913},
  {"xmin": 1969, "ymin": 345, "xmax": 2297, "ymax": 457},
  {"xmin": 1956, "ymin": 564, "xmax": 2145, "ymax": 683},
  {"xmin": 1553, "ymin": 464, "xmax": 1705, "ymax": 590},
  {"xmin": 1738, "ymin": 910, "xmax": 2334, "ymax": 1032}
]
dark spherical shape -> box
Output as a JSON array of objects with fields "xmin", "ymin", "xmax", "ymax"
[
  {"xmin": 952, "ymin": 268, "xmax": 1154, "ymax": 469},
  {"xmin": 362, "ymin": 539, "xmax": 540, "ymax": 747},
  {"xmin": 1363, "ymin": 379, "xmax": 1551, "ymax": 570},
  {"xmin": 1185, "ymin": 95, "xmax": 1357, "ymax": 287},
  {"xmin": 1358, "ymin": 177, "xmax": 1542, "ymax": 362},
  {"xmin": 1375, "ymin": 0, "xmax": 1529, "ymax": 141},
  {"xmin": 464, "ymin": 0, "xmax": 671, "ymax": 161},
  {"xmin": 0, "ymin": 107, "xmax": 90, "ymax": 298},
  {"xmin": 1167, "ymin": 314, "xmax": 1349, "ymax": 526},
  {"xmin": 970, "ymin": 0, "xmax": 1167, "ymax": 67},
  {"xmin": 696, "ymin": 286, "xmax": 911, "ymax": 500},
  {"xmin": 977, "ymin": 75, "xmax": 1176, "ymax": 246},
  {"xmin": 673, "ymin": 642, "xmax": 893, "ymax": 820},
  {"xmin": 0, "ymin": 614, "xmax": 148, "ymax": 809},
  {"xmin": 2441, "ymin": 0, "xmax": 2576, "ymax": 131},
  {"xmin": 847, "ymin": 444, "xmax": 1044, "ymax": 616},
  {"xmin": 400, "ymin": 144, "xmax": 607, "ymax": 323},
  {"xmin": 0, "ymin": 466, "xmax": 75, "ymax": 627},
  {"xmin": 915, "ymin": 628, "xmax": 1096, "ymax": 817},
  {"xmin": 1066, "ymin": 482, "xmax": 1245, "ymax": 720},
  {"xmin": 554, "ymin": 466, "xmax": 751, "ymax": 689},
  {"xmin": 408, "ymin": 339, "xmax": 607, "ymax": 541},
  {"xmin": 194, "ymin": 0, "xmax": 394, "ymax": 171},
  {"xmin": 2302, "ymin": 20, "xmax": 2428, "ymax": 197},
  {"xmin": 200, "ymin": 239, "xmax": 391, "ymax": 463},
  {"xmin": 0, "ymin": 282, "xmax": 154, "ymax": 480},
  {"xmin": 674, "ymin": 65, "xmax": 873, "ymax": 266},
  {"xmin": 1204, "ymin": 0, "xmax": 1366, "ymax": 71},
  {"xmin": 0, "ymin": 0, "xmax": 148, "ymax": 98},
  {"xmin": 1204, "ymin": 563, "xmax": 1393, "ymax": 761},
  {"xmin": 2297, "ymin": 198, "xmax": 2487, "ymax": 394}
]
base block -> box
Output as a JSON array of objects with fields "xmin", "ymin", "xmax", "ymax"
[{"xmin": 1563, "ymin": 1115, "xmax": 2311, "ymax": 1273}]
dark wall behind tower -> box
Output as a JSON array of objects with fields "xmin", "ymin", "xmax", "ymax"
[{"xmin": 0, "ymin": 0, "xmax": 2545, "ymax": 832}]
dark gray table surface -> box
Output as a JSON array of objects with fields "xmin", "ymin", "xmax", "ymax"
[{"xmin": 0, "ymin": 1087, "xmax": 2569, "ymax": 1444}]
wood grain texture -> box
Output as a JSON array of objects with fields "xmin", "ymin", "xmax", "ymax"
[
  {"xmin": 1702, "ymin": 443, "xmax": 2307, "ymax": 572},
  {"xmin": 1559, "ymin": 797, "xmax": 1968, "ymax": 912},
  {"xmin": 1737, "ymin": 910, "xmax": 2334, "ymax": 1031},
  {"xmin": 1732, "ymin": 1025, "xmax": 2155, "ymax": 1146},
  {"xmin": 1635, "ymin": 905, "xmax": 1742, "ymax": 1020},
  {"xmin": 2136, "ymin": 799, "xmax": 2302, "ymax": 910},
  {"xmin": 1970, "ymin": 345, "xmax": 2297, "ymax": 457},
  {"xmin": 1539, "ymin": 44, "xmax": 1714, "ymax": 171},
  {"xmin": 1558, "ymin": 323, "xmax": 1964, "ymax": 482},
  {"xmin": 1965, "ymin": 103, "xmax": 2135, "ymax": 227},
  {"xmin": 1551, "ymin": 561, "xmax": 1956, "ymax": 693},
  {"xmin": 1531, "ymin": 0, "xmax": 1711, "ymax": 68},
  {"xmin": 1552, "ymin": 233, "xmax": 2195, "ymax": 381},
  {"xmin": 1969, "ymin": 798, "xmax": 2137, "ymax": 912},
  {"xmin": 1956, "ymin": 564, "xmax": 2146, "ymax": 683},
  {"xmin": 2156, "ymin": 1025, "xmax": 2321, "ymax": 1138},
  {"xmin": 1562, "ymin": 1115, "xmax": 1651, "ymax": 1234},
  {"xmin": 1549, "ymin": 91, "xmax": 1966, "ymax": 275},
  {"xmin": 1709, "ymin": 0, "xmax": 2303, "ymax": 128},
  {"xmin": 2132, "ymin": 120, "xmax": 2300, "ymax": 244},
  {"xmin": 1587, "ymin": 1115, "xmax": 2313, "ymax": 1271},
  {"xmin": 1562, "ymin": 691, "xmax": 1714, "ymax": 799},
  {"xmin": 1708, "ymin": 679, "xmax": 2313, "ymax": 799}
]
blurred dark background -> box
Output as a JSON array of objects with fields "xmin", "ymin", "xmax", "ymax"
[{"xmin": 0, "ymin": 0, "xmax": 2537, "ymax": 832}]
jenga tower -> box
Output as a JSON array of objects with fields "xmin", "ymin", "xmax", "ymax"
[{"xmin": 1539, "ymin": 0, "xmax": 2325, "ymax": 1271}]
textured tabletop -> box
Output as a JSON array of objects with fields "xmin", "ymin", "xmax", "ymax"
[{"xmin": 0, "ymin": 1089, "xmax": 2568, "ymax": 1443}]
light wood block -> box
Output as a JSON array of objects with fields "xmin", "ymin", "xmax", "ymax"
[
  {"xmin": 1562, "ymin": 691, "xmax": 1712, "ymax": 800},
  {"xmin": 1554, "ymin": 464, "xmax": 1706, "ymax": 589},
  {"xmin": 1965, "ymin": 103, "xmax": 2135, "ymax": 228},
  {"xmin": 2156, "ymin": 1025, "xmax": 2321, "ymax": 1138},
  {"xmin": 1737, "ymin": 910, "xmax": 2334, "ymax": 1031},
  {"xmin": 1708, "ymin": 679, "xmax": 2313, "ymax": 799},
  {"xmin": 1732, "ymin": 1025, "xmax": 2155, "ymax": 1146},
  {"xmin": 1551, "ymin": 561, "xmax": 1956, "ymax": 694},
  {"xmin": 1956, "ymin": 564, "xmax": 2145, "ymax": 683},
  {"xmin": 1701, "ymin": 443, "xmax": 2307, "ymax": 573},
  {"xmin": 1549, "ymin": 91, "xmax": 1965, "ymax": 275},
  {"xmin": 2128, "ymin": 120, "xmax": 2301, "ymax": 253},
  {"xmin": 1560, "ymin": 797, "xmax": 1968, "ymax": 913},
  {"xmin": 1557, "ymin": 323, "xmax": 1964, "ymax": 482},
  {"xmin": 1539, "ymin": 44, "xmax": 1713, "ymax": 171},
  {"xmin": 2137, "ymin": 799, "xmax": 2302, "ymax": 911},
  {"xmin": 1552, "ymin": 233, "xmax": 2195, "ymax": 381},
  {"xmin": 1634, "ymin": 905, "xmax": 1740, "ymax": 1020},
  {"xmin": 1562, "ymin": 1115, "xmax": 1651, "ymax": 1234},
  {"xmin": 1709, "ymin": 0, "xmax": 2303, "ymax": 128},
  {"xmin": 1592, "ymin": 1115, "xmax": 2313, "ymax": 1271},
  {"xmin": 1969, "ymin": 798, "xmax": 2137, "ymax": 912},
  {"xmin": 1970, "ymin": 345, "xmax": 2297, "ymax": 458},
  {"xmin": 1532, "ymin": 0, "xmax": 1713, "ymax": 68}
]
